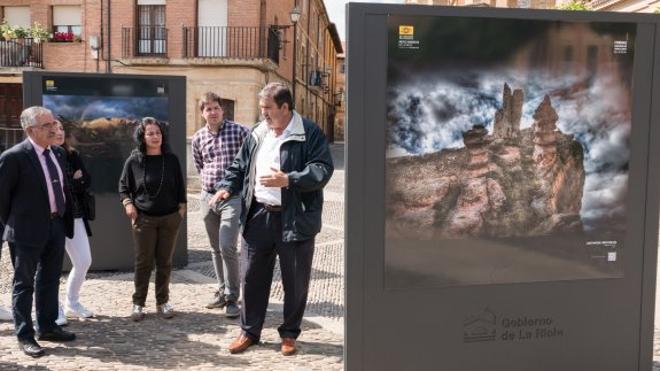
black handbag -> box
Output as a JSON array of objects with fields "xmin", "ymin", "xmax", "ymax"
[{"xmin": 83, "ymin": 191, "xmax": 96, "ymax": 221}]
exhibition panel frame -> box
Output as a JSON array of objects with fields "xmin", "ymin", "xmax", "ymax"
[
  {"xmin": 23, "ymin": 72, "xmax": 188, "ymax": 270},
  {"xmin": 346, "ymin": 4, "xmax": 660, "ymax": 370}
]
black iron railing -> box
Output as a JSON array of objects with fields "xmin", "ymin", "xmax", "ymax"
[
  {"xmin": 122, "ymin": 26, "xmax": 168, "ymax": 58},
  {"xmin": 0, "ymin": 38, "xmax": 43, "ymax": 68},
  {"xmin": 0, "ymin": 127, "xmax": 24, "ymax": 153},
  {"xmin": 589, "ymin": 0, "xmax": 617, "ymax": 8},
  {"xmin": 182, "ymin": 26, "xmax": 280, "ymax": 64}
]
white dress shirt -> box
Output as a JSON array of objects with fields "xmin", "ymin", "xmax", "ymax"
[{"xmin": 253, "ymin": 117, "xmax": 294, "ymax": 206}]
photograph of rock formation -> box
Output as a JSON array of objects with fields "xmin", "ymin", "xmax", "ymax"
[
  {"xmin": 385, "ymin": 15, "xmax": 634, "ymax": 287},
  {"xmin": 44, "ymin": 95, "xmax": 169, "ymax": 193},
  {"xmin": 388, "ymin": 85, "xmax": 586, "ymax": 238}
]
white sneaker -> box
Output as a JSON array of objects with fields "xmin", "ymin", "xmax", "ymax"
[
  {"xmin": 55, "ymin": 306, "xmax": 68, "ymax": 326},
  {"xmin": 131, "ymin": 305, "xmax": 145, "ymax": 322},
  {"xmin": 0, "ymin": 306, "xmax": 12, "ymax": 321},
  {"xmin": 65, "ymin": 302, "xmax": 94, "ymax": 318},
  {"xmin": 156, "ymin": 302, "xmax": 175, "ymax": 319}
]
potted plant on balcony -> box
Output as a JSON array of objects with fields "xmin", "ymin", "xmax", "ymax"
[
  {"xmin": 52, "ymin": 31, "xmax": 75, "ymax": 42},
  {"xmin": 30, "ymin": 22, "xmax": 49, "ymax": 43},
  {"xmin": 13, "ymin": 26, "xmax": 29, "ymax": 39},
  {"xmin": 1, "ymin": 21, "xmax": 17, "ymax": 41}
]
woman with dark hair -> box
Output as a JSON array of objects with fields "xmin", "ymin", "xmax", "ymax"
[
  {"xmin": 54, "ymin": 121, "xmax": 94, "ymax": 325},
  {"xmin": 118, "ymin": 117, "xmax": 186, "ymax": 321}
]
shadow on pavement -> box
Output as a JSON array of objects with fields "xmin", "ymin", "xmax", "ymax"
[
  {"xmin": 18, "ymin": 312, "xmax": 246, "ymax": 369},
  {"xmin": 256, "ymin": 339, "xmax": 343, "ymax": 357},
  {"xmin": 0, "ymin": 308, "xmax": 340, "ymax": 369},
  {"xmin": 305, "ymin": 301, "xmax": 345, "ymax": 319},
  {"xmin": 272, "ymin": 266, "xmax": 342, "ymax": 282},
  {"xmin": 0, "ymin": 362, "xmax": 50, "ymax": 370}
]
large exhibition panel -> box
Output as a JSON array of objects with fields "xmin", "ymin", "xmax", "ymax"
[
  {"xmin": 346, "ymin": 4, "xmax": 660, "ymax": 371},
  {"xmin": 23, "ymin": 72, "xmax": 187, "ymax": 270}
]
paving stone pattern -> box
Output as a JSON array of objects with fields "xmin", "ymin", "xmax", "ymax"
[{"xmin": 0, "ymin": 272, "xmax": 342, "ymax": 370}]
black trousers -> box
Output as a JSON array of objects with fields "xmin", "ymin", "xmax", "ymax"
[
  {"xmin": 241, "ymin": 202, "xmax": 315, "ymax": 342},
  {"xmin": 9, "ymin": 217, "xmax": 65, "ymax": 341}
]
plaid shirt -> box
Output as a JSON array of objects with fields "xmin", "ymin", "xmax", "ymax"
[{"xmin": 191, "ymin": 119, "xmax": 250, "ymax": 193}]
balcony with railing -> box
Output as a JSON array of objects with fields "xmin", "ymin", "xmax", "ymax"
[
  {"xmin": 0, "ymin": 38, "xmax": 43, "ymax": 69},
  {"xmin": 588, "ymin": 0, "xmax": 613, "ymax": 8},
  {"xmin": 119, "ymin": 25, "xmax": 282, "ymax": 70},
  {"xmin": 182, "ymin": 26, "xmax": 280, "ymax": 64},
  {"xmin": 121, "ymin": 26, "xmax": 168, "ymax": 58}
]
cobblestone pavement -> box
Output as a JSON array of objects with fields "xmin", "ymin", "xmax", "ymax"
[
  {"xmin": 0, "ymin": 144, "xmax": 345, "ymax": 370},
  {"xmin": 0, "ymin": 272, "xmax": 342, "ymax": 370}
]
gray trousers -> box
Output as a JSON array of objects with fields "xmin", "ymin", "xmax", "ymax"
[{"xmin": 200, "ymin": 191, "xmax": 241, "ymax": 302}]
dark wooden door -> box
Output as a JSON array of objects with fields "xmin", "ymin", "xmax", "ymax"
[
  {"xmin": 0, "ymin": 83, "xmax": 22, "ymax": 127},
  {"xmin": 221, "ymin": 99, "xmax": 235, "ymax": 121}
]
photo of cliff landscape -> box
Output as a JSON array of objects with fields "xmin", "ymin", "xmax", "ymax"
[
  {"xmin": 43, "ymin": 95, "xmax": 169, "ymax": 193},
  {"xmin": 385, "ymin": 15, "xmax": 635, "ymax": 288}
]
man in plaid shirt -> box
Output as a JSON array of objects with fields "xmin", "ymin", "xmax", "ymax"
[{"xmin": 191, "ymin": 92, "xmax": 249, "ymax": 317}]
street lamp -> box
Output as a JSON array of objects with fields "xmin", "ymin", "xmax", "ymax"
[{"xmin": 289, "ymin": 5, "xmax": 301, "ymax": 105}]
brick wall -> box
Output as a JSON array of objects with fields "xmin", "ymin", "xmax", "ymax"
[
  {"xmin": 334, "ymin": 54, "xmax": 345, "ymax": 141},
  {"xmin": 166, "ymin": 0, "xmax": 194, "ymax": 58},
  {"xmin": 110, "ymin": 0, "xmax": 134, "ymax": 61},
  {"xmin": 228, "ymin": 0, "xmax": 260, "ymax": 28},
  {"xmin": 0, "ymin": 0, "xmax": 104, "ymax": 73},
  {"xmin": 263, "ymin": 0, "xmax": 295, "ymax": 82},
  {"xmin": 43, "ymin": 43, "xmax": 87, "ymax": 70}
]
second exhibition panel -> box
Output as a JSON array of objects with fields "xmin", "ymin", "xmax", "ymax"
[{"xmin": 346, "ymin": 4, "xmax": 660, "ymax": 371}]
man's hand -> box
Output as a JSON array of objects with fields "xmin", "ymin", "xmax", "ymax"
[
  {"xmin": 125, "ymin": 203, "xmax": 137, "ymax": 222},
  {"xmin": 259, "ymin": 167, "xmax": 289, "ymax": 188},
  {"xmin": 208, "ymin": 190, "xmax": 231, "ymax": 207},
  {"xmin": 73, "ymin": 170, "xmax": 83, "ymax": 179}
]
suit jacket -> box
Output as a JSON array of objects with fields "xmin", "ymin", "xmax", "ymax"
[{"xmin": 0, "ymin": 139, "xmax": 74, "ymax": 246}]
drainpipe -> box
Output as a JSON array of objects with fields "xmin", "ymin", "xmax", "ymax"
[
  {"xmin": 99, "ymin": 0, "xmax": 103, "ymax": 72},
  {"xmin": 107, "ymin": 0, "xmax": 112, "ymax": 73}
]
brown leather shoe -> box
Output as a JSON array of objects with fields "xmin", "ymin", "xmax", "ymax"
[
  {"xmin": 228, "ymin": 333, "xmax": 254, "ymax": 354},
  {"xmin": 281, "ymin": 337, "xmax": 297, "ymax": 356}
]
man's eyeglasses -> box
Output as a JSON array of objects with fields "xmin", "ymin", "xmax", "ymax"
[{"xmin": 34, "ymin": 121, "xmax": 58, "ymax": 130}]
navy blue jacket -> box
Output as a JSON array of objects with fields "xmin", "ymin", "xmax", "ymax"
[
  {"xmin": 0, "ymin": 139, "xmax": 74, "ymax": 246},
  {"xmin": 218, "ymin": 111, "xmax": 334, "ymax": 242}
]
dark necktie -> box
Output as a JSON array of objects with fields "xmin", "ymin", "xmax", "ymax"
[{"xmin": 43, "ymin": 148, "xmax": 65, "ymax": 217}]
